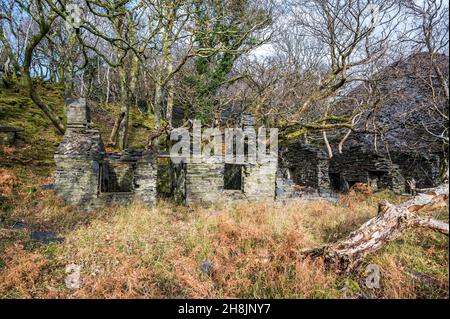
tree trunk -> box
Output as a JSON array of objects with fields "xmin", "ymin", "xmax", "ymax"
[
  {"xmin": 323, "ymin": 131, "xmax": 333, "ymax": 159},
  {"xmin": 152, "ymin": 83, "xmax": 162, "ymax": 151},
  {"xmin": 23, "ymin": 16, "xmax": 65, "ymax": 135},
  {"xmin": 338, "ymin": 129, "xmax": 351, "ymax": 154},
  {"xmin": 64, "ymin": 59, "xmax": 74, "ymax": 99},
  {"xmin": 105, "ymin": 65, "xmax": 111, "ymax": 103},
  {"xmin": 322, "ymin": 104, "xmax": 333, "ymax": 158},
  {"xmin": 108, "ymin": 111, "xmax": 126, "ymax": 147},
  {"xmin": 166, "ymin": 80, "xmax": 174, "ymax": 127},
  {"xmin": 118, "ymin": 112, "xmax": 129, "ymax": 150},
  {"xmin": 0, "ymin": 22, "xmax": 21, "ymax": 75},
  {"xmin": 165, "ymin": 54, "xmax": 174, "ymax": 126},
  {"xmin": 303, "ymin": 184, "xmax": 449, "ymax": 273},
  {"xmin": 117, "ymin": 65, "xmax": 129, "ymax": 150}
]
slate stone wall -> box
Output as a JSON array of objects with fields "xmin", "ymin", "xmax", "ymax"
[
  {"xmin": 184, "ymin": 158, "xmax": 225, "ymax": 204},
  {"xmin": 133, "ymin": 151, "xmax": 157, "ymax": 205},
  {"xmin": 54, "ymin": 99, "xmax": 106, "ymax": 211},
  {"xmin": 172, "ymin": 155, "xmax": 277, "ymax": 205},
  {"xmin": 171, "ymin": 112, "xmax": 278, "ymax": 204},
  {"xmin": 275, "ymin": 173, "xmax": 296, "ymax": 199},
  {"xmin": 278, "ymin": 141, "xmax": 331, "ymax": 195},
  {"xmin": 173, "ymin": 161, "xmax": 277, "ymax": 204},
  {"xmin": 278, "ymin": 141, "xmax": 440, "ymax": 196},
  {"xmin": 329, "ymin": 147, "xmax": 405, "ymax": 193},
  {"xmin": 242, "ymin": 160, "xmax": 277, "ymax": 200},
  {"xmin": 65, "ymin": 98, "xmax": 91, "ymax": 127},
  {"xmin": 54, "ymin": 158, "xmax": 102, "ymax": 210},
  {"xmin": 390, "ymin": 152, "xmax": 441, "ymax": 189},
  {"xmin": 54, "ymin": 99, "xmax": 157, "ymax": 211}
]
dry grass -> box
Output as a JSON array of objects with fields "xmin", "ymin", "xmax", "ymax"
[
  {"xmin": 0, "ymin": 162, "xmax": 448, "ymax": 299},
  {"xmin": 0, "ymin": 182, "xmax": 447, "ymax": 299},
  {"xmin": 48, "ymin": 200, "xmax": 342, "ymax": 298},
  {"xmin": 0, "ymin": 244, "xmax": 47, "ymax": 298},
  {"xmin": 2, "ymin": 83, "xmax": 447, "ymax": 299},
  {"xmin": 0, "ymin": 166, "xmax": 22, "ymax": 198}
]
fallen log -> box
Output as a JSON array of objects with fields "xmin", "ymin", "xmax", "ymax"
[{"xmin": 302, "ymin": 183, "xmax": 449, "ymax": 273}]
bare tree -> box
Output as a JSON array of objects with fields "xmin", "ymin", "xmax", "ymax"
[{"xmin": 403, "ymin": 0, "xmax": 449, "ymax": 179}]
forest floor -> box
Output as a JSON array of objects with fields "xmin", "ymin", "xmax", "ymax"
[{"xmin": 0, "ymin": 83, "xmax": 448, "ymax": 298}]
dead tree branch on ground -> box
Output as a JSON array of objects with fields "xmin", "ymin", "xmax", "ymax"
[{"xmin": 302, "ymin": 183, "xmax": 449, "ymax": 273}]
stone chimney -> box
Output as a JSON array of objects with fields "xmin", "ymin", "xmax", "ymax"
[
  {"xmin": 65, "ymin": 98, "xmax": 91, "ymax": 129},
  {"xmin": 54, "ymin": 98, "xmax": 105, "ymax": 210}
]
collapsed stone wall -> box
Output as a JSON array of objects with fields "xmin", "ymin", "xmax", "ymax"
[
  {"xmin": 329, "ymin": 147, "xmax": 405, "ymax": 194},
  {"xmin": 277, "ymin": 141, "xmax": 331, "ymax": 196},
  {"xmin": 278, "ymin": 142, "xmax": 439, "ymax": 195},
  {"xmin": 390, "ymin": 152, "xmax": 441, "ymax": 189},
  {"xmin": 276, "ymin": 141, "xmax": 438, "ymax": 196},
  {"xmin": 54, "ymin": 100, "xmax": 439, "ymax": 208}
]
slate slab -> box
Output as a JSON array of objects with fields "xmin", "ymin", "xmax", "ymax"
[{"xmin": 30, "ymin": 230, "xmax": 64, "ymax": 244}]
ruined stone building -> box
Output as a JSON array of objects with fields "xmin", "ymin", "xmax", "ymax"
[
  {"xmin": 54, "ymin": 100, "xmax": 440, "ymax": 211},
  {"xmin": 54, "ymin": 103, "xmax": 277, "ymax": 209},
  {"xmin": 328, "ymin": 147, "xmax": 440, "ymax": 193},
  {"xmin": 54, "ymin": 99, "xmax": 157, "ymax": 211},
  {"xmin": 328, "ymin": 147, "xmax": 405, "ymax": 193},
  {"xmin": 335, "ymin": 53, "xmax": 447, "ymax": 191},
  {"xmin": 171, "ymin": 113, "xmax": 277, "ymax": 204},
  {"xmin": 54, "ymin": 52, "xmax": 446, "ymax": 211},
  {"xmin": 276, "ymin": 141, "xmax": 331, "ymax": 198},
  {"xmin": 276, "ymin": 141, "xmax": 406, "ymax": 196},
  {"xmin": 276, "ymin": 140, "xmax": 440, "ymax": 195},
  {"xmin": 278, "ymin": 53, "xmax": 446, "ymax": 194}
]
